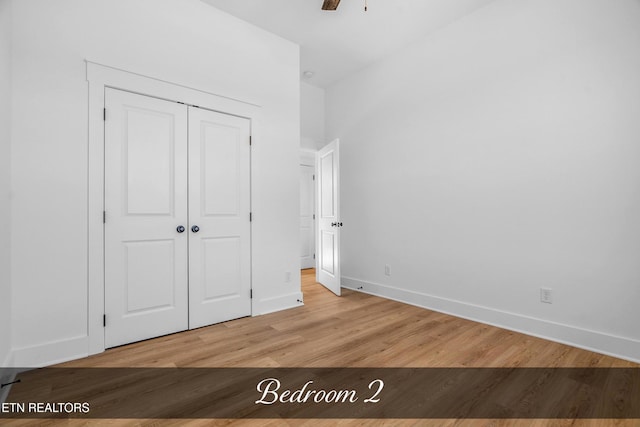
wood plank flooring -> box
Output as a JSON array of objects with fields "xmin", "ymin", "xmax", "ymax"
[{"xmin": 5, "ymin": 269, "xmax": 638, "ymax": 426}]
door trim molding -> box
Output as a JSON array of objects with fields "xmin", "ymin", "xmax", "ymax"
[{"xmin": 87, "ymin": 61, "xmax": 261, "ymax": 356}]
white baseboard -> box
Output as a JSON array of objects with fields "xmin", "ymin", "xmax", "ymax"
[
  {"xmin": 342, "ymin": 276, "xmax": 640, "ymax": 364},
  {"xmin": 11, "ymin": 335, "xmax": 89, "ymax": 368},
  {"xmin": 7, "ymin": 294, "xmax": 307, "ymax": 369},
  {"xmin": 256, "ymin": 291, "xmax": 304, "ymax": 316}
]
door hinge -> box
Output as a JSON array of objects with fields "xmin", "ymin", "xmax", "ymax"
[
  {"xmin": 103, "ymin": 314, "xmax": 106, "ymax": 327},
  {"xmin": 313, "ymin": 253, "xmax": 316, "ymax": 260},
  {"xmin": 103, "ymin": 108, "xmax": 106, "ymax": 121},
  {"xmin": 249, "ymin": 212, "xmax": 252, "ymax": 222},
  {"xmin": 103, "ymin": 211, "xmax": 106, "ymax": 224},
  {"xmin": 250, "ymin": 289, "xmax": 253, "ymax": 299},
  {"xmin": 313, "ymin": 174, "xmax": 315, "ymax": 181},
  {"xmin": 249, "ymin": 136, "xmax": 252, "ymax": 146},
  {"xmin": 313, "ymin": 214, "xmax": 315, "ymax": 220}
]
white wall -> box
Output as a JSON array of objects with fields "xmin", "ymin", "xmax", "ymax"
[
  {"xmin": 10, "ymin": 0, "xmax": 300, "ymax": 365},
  {"xmin": 300, "ymin": 81, "xmax": 325, "ymax": 150},
  {"xmin": 327, "ymin": 0, "xmax": 640, "ymax": 361},
  {"xmin": 0, "ymin": 0, "xmax": 12, "ymax": 367}
]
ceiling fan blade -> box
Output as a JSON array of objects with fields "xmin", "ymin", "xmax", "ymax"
[{"xmin": 322, "ymin": 0, "xmax": 341, "ymax": 10}]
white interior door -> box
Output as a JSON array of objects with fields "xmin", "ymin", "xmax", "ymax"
[
  {"xmin": 300, "ymin": 165, "xmax": 315, "ymax": 269},
  {"xmin": 316, "ymin": 139, "xmax": 341, "ymax": 296},
  {"xmin": 104, "ymin": 88, "xmax": 189, "ymax": 348},
  {"xmin": 188, "ymin": 106, "xmax": 252, "ymax": 329}
]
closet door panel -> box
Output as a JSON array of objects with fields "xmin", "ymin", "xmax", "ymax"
[
  {"xmin": 201, "ymin": 123, "xmax": 241, "ymax": 216},
  {"xmin": 202, "ymin": 236, "xmax": 241, "ymax": 299},
  {"xmin": 104, "ymin": 89, "xmax": 189, "ymax": 348},
  {"xmin": 188, "ymin": 107, "xmax": 252, "ymax": 329}
]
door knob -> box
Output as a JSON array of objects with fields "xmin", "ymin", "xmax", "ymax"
[
  {"xmin": 191, "ymin": 225, "xmax": 200, "ymax": 233},
  {"xmin": 331, "ymin": 222, "xmax": 337, "ymax": 227},
  {"xmin": 176, "ymin": 225, "xmax": 185, "ymax": 233}
]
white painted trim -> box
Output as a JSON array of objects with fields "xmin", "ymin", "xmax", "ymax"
[
  {"xmin": 255, "ymin": 292, "xmax": 304, "ymax": 316},
  {"xmin": 86, "ymin": 61, "xmax": 261, "ymax": 357},
  {"xmin": 12, "ymin": 335, "xmax": 89, "ymax": 368},
  {"xmin": 342, "ymin": 276, "xmax": 640, "ymax": 364}
]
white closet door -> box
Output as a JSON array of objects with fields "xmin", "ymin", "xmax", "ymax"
[
  {"xmin": 104, "ymin": 89, "xmax": 189, "ymax": 348},
  {"xmin": 188, "ymin": 107, "xmax": 252, "ymax": 329}
]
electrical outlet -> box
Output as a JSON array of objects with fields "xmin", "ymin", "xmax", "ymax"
[
  {"xmin": 285, "ymin": 271, "xmax": 291, "ymax": 283},
  {"xmin": 540, "ymin": 288, "xmax": 553, "ymax": 304},
  {"xmin": 384, "ymin": 265, "xmax": 391, "ymax": 276}
]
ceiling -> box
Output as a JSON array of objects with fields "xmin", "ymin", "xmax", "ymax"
[{"xmin": 201, "ymin": 0, "xmax": 497, "ymax": 88}]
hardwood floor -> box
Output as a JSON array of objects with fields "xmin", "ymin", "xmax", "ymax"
[{"xmin": 5, "ymin": 269, "xmax": 638, "ymax": 426}]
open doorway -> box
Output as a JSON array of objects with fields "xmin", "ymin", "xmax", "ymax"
[{"xmin": 299, "ymin": 140, "xmax": 342, "ymax": 299}]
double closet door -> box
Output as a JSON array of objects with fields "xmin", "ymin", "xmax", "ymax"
[{"xmin": 104, "ymin": 88, "xmax": 251, "ymax": 348}]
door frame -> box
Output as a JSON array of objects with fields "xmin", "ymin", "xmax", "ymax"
[
  {"xmin": 87, "ymin": 62, "xmax": 261, "ymax": 356},
  {"xmin": 300, "ymin": 149, "xmax": 316, "ymax": 270}
]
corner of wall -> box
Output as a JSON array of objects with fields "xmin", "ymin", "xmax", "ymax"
[
  {"xmin": 0, "ymin": 0, "xmax": 14, "ymax": 372},
  {"xmin": 0, "ymin": 351, "xmax": 15, "ymax": 403},
  {"xmin": 300, "ymin": 81, "xmax": 326, "ymax": 151}
]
